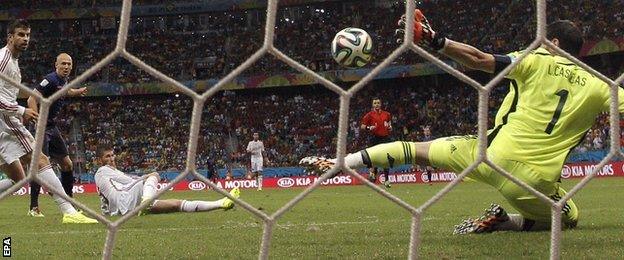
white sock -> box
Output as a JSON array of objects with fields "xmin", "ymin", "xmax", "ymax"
[
  {"xmin": 179, "ymin": 200, "xmax": 222, "ymax": 212},
  {"xmin": 345, "ymin": 152, "xmax": 364, "ymax": 169},
  {"xmin": 257, "ymin": 175, "xmax": 263, "ymax": 189},
  {"xmin": 0, "ymin": 179, "xmax": 15, "ymax": 193},
  {"xmin": 38, "ymin": 166, "xmax": 77, "ymax": 214},
  {"xmin": 142, "ymin": 176, "xmax": 158, "ymax": 201},
  {"xmin": 496, "ymin": 214, "xmax": 525, "ymax": 231}
]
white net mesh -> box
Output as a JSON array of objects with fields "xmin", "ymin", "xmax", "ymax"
[{"xmin": 0, "ymin": 0, "xmax": 621, "ymax": 259}]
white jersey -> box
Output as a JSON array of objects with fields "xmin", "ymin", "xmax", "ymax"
[
  {"xmin": 95, "ymin": 165, "xmax": 145, "ymax": 216},
  {"xmin": 0, "ymin": 47, "xmax": 25, "ymax": 117},
  {"xmin": 0, "ymin": 46, "xmax": 31, "ymax": 165},
  {"xmin": 246, "ymin": 140, "xmax": 264, "ymax": 160}
]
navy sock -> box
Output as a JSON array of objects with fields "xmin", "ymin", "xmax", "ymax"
[
  {"xmin": 60, "ymin": 170, "xmax": 74, "ymax": 197},
  {"xmin": 29, "ymin": 181, "xmax": 41, "ymax": 209}
]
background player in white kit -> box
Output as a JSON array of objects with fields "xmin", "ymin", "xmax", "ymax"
[
  {"xmin": 94, "ymin": 143, "xmax": 240, "ymax": 216},
  {"xmin": 0, "ymin": 19, "xmax": 96, "ymax": 223},
  {"xmin": 246, "ymin": 132, "xmax": 267, "ymax": 191}
]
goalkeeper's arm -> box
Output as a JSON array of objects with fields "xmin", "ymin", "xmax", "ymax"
[
  {"xmin": 398, "ymin": 9, "xmax": 509, "ymax": 74},
  {"xmin": 438, "ymin": 40, "xmax": 496, "ymax": 73}
]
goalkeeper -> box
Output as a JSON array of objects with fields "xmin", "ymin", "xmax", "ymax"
[{"xmin": 302, "ymin": 10, "xmax": 622, "ymax": 234}]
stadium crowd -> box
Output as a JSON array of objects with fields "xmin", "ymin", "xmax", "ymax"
[
  {"xmin": 46, "ymin": 72, "xmax": 620, "ymax": 176},
  {"xmin": 0, "ymin": 0, "xmax": 622, "ymax": 176},
  {"xmin": 52, "ymin": 77, "xmax": 473, "ymax": 174},
  {"xmin": 2, "ymin": 0, "xmax": 622, "ymax": 86},
  {"xmin": 3, "ymin": 0, "xmax": 175, "ymax": 9}
]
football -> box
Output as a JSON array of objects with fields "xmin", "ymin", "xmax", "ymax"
[{"xmin": 331, "ymin": 27, "xmax": 373, "ymax": 68}]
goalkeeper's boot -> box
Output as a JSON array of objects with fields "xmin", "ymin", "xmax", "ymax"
[
  {"xmin": 62, "ymin": 212, "xmax": 98, "ymax": 224},
  {"xmin": 453, "ymin": 203, "xmax": 510, "ymax": 235},
  {"xmin": 221, "ymin": 187, "xmax": 241, "ymax": 210},
  {"xmin": 299, "ymin": 156, "xmax": 336, "ymax": 175},
  {"xmin": 28, "ymin": 207, "xmax": 45, "ymax": 217}
]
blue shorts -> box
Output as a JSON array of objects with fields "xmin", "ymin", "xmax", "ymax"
[{"xmin": 43, "ymin": 126, "xmax": 69, "ymax": 159}]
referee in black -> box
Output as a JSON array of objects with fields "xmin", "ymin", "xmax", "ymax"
[{"xmin": 26, "ymin": 53, "xmax": 87, "ymax": 217}]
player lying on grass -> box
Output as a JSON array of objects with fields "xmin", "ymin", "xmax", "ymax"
[
  {"xmin": 94, "ymin": 143, "xmax": 240, "ymax": 216},
  {"xmin": 303, "ymin": 10, "xmax": 622, "ymax": 234}
]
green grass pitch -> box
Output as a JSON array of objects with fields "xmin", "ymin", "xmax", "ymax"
[{"xmin": 1, "ymin": 178, "xmax": 622, "ymax": 259}]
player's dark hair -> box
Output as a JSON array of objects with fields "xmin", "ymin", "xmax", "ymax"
[
  {"xmin": 96, "ymin": 143, "xmax": 114, "ymax": 158},
  {"xmin": 547, "ymin": 20, "xmax": 583, "ymax": 57},
  {"xmin": 7, "ymin": 19, "xmax": 30, "ymax": 35},
  {"xmin": 372, "ymin": 97, "xmax": 381, "ymax": 101}
]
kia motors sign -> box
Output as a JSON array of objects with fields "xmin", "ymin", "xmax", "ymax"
[
  {"xmin": 9, "ymin": 161, "xmax": 624, "ymax": 195},
  {"xmin": 559, "ymin": 162, "xmax": 620, "ymax": 179},
  {"xmin": 188, "ymin": 181, "xmax": 207, "ymax": 191},
  {"xmin": 277, "ymin": 178, "xmax": 295, "ymax": 188}
]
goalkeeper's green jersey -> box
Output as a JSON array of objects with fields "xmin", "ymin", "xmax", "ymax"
[{"xmin": 488, "ymin": 47, "xmax": 622, "ymax": 182}]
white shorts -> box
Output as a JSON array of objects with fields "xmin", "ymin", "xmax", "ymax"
[
  {"xmin": 109, "ymin": 182, "xmax": 143, "ymax": 216},
  {"xmin": 0, "ymin": 115, "xmax": 34, "ymax": 165},
  {"xmin": 251, "ymin": 158, "xmax": 263, "ymax": 173}
]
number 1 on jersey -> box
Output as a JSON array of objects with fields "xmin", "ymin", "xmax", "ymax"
[{"xmin": 545, "ymin": 89, "xmax": 569, "ymax": 134}]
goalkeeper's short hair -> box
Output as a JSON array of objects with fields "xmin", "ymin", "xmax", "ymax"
[{"xmin": 547, "ymin": 20, "xmax": 583, "ymax": 57}]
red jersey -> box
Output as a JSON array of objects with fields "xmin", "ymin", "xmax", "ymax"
[{"xmin": 361, "ymin": 109, "xmax": 392, "ymax": 137}]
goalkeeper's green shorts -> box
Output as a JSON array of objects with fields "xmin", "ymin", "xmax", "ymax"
[{"xmin": 428, "ymin": 135, "xmax": 578, "ymax": 226}]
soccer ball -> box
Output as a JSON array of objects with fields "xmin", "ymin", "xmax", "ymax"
[{"xmin": 331, "ymin": 28, "xmax": 373, "ymax": 68}]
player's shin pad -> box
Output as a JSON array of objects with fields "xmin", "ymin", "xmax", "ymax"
[{"xmin": 361, "ymin": 141, "xmax": 417, "ymax": 169}]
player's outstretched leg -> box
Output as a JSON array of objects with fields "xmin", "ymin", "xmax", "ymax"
[
  {"xmin": 28, "ymin": 180, "xmax": 45, "ymax": 217},
  {"xmin": 138, "ymin": 173, "xmax": 241, "ymax": 214},
  {"xmin": 145, "ymin": 187, "xmax": 241, "ymax": 214},
  {"xmin": 301, "ymin": 141, "xmax": 426, "ymax": 175},
  {"xmin": 180, "ymin": 187, "xmax": 241, "ymax": 212}
]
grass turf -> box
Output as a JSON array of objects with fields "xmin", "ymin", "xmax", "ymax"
[{"xmin": 1, "ymin": 178, "xmax": 622, "ymax": 259}]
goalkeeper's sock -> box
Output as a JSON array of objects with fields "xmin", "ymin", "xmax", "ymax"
[
  {"xmin": 257, "ymin": 175, "xmax": 263, "ymax": 189},
  {"xmin": 491, "ymin": 214, "xmax": 554, "ymax": 232},
  {"xmin": 179, "ymin": 200, "xmax": 222, "ymax": 212},
  {"xmin": 345, "ymin": 141, "xmax": 418, "ymax": 169},
  {"xmin": 142, "ymin": 175, "xmax": 159, "ymax": 201},
  {"xmin": 0, "ymin": 179, "xmax": 15, "ymax": 194},
  {"xmin": 38, "ymin": 165, "xmax": 77, "ymax": 214},
  {"xmin": 495, "ymin": 214, "xmax": 525, "ymax": 231}
]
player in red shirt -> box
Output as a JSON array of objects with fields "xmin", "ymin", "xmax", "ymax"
[{"xmin": 360, "ymin": 98, "xmax": 393, "ymax": 188}]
